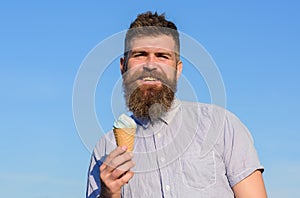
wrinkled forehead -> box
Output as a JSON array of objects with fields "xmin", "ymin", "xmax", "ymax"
[{"xmin": 129, "ymin": 35, "xmax": 177, "ymax": 54}]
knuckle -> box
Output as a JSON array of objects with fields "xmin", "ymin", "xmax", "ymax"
[
  {"xmin": 124, "ymin": 153, "xmax": 133, "ymax": 160},
  {"xmin": 110, "ymin": 160, "xmax": 117, "ymax": 168},
  {"xmin": 100, "ymin": 173, "xmax": 106, "ymax": 181},
  {"xmin": 111, "ymin": 169, "xmax": 120, "ymax": 178},
  {"xmin": 118, "ymin": 146, "xmax": 124, "ymax": 151},
  {"xmin": 105, "ymin": 155, "xmax": 112, "ymax": 162},
  {"xmin": 100, "ymin": 164, "xmax": 106, "ymax": 171},
  {"xmin": 100, "ymin": 170, "xmax": 108, "ymax": 178},
  {"xmin": 128, "ymin": 171, "xmax": 134, "ymax": 176},
  {"xmin": 121, "ymin": 177, "xmax": 127, "ymax": 183},
  {"xmin": 118, "ymin": 175, "xmax": 127, "ymax": 184},
  {"xmin": 127, "ymin": 173, "xmax": 134, "ymax": 180},
  {"xmin": 116, "ymin": 146, "xmax": 124, "ymax": 153},
  {"xmin": 130, "ymin": 161, "xmax": 135, "ymax": 167}
]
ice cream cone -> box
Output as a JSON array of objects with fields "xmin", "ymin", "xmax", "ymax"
[{"xmin": 113, "ymin": 128, "xmax": 136, "ymax": 152}]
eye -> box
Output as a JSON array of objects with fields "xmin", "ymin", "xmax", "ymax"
[
  {"xmin": 157, "ymin": 53, "xmax": 170, "ymax": 59},
  {"xmin": 133, "ymin": 53, "xmax": 142, "ymax": 57},
  {"xmin": 132, "ymin": 52, "xmax": 146, "ymax": 57}
]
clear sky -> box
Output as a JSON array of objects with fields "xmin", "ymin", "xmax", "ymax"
[{"xmin": 1, "ymin": 0, "xmax": 299, "ymax": 197}]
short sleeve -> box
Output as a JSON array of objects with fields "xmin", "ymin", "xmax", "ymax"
[
  {"xmin": 222, "ymin": 111, "xmax": 264, "ymax": 187},
  {"xmin": 86, "ymin": 153, "xmax": 101, "ymax": 198},
  {"xmin": 86, "ymin": 132, "xmax": 116, "ymax": 198}
]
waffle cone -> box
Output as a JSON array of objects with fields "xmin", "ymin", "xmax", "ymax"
[{"xmin": 113, "ymin": 128, "xmax": 136, "ymax": 152}]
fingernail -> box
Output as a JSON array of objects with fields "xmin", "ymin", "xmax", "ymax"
[{"xmin": 121, "ymin": 146, "xmax": 127, "ymax": 151}]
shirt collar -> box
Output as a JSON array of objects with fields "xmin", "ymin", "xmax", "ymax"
[{"xmin": 131, "ymin": 98, "xmax": 181, "ymax": 128}]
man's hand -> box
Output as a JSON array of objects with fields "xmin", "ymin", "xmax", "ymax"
[{"xmin": 99, "ymin": 146, "xmax": 135, "ymax": 198}]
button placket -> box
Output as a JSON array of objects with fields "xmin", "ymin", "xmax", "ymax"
[
  {"xmin": 157, "ymin": 132, "xmax": 161, "ymax": 138},
  {"xmin": 152, "ymin": 123, "xmax": 171, "ymax": 197},
  {"xmin": 165, "ymin": 184, "xmax": 170, "ymax": 191}
]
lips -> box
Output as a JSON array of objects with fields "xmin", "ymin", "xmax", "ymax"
[
  {"xmin": 142, "ymin": 77, "xmax": 158, "ymax": 81},
  {"xmin": 137, "ymin": 76, "xmax": 162, "ymax": 87}
]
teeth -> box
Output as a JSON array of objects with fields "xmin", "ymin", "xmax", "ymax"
[{"xmin": 143, "ymin": 77, "xmax": 157, "ymax": 81}]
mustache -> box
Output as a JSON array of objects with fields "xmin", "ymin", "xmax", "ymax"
[{"xmin": 122, "ymin": 63, "xmax": 170, "ymax": 85}]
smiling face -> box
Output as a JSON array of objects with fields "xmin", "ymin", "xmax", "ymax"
[{"xmin": 121, "ymin": 35, "xmax": 182, "ymax": 120}]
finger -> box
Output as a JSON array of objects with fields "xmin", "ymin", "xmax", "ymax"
[
  {"xmin": 117, "ymin": 171, "xmax": 135, "ymax": 186},
  {"xmin": 100, "ymin": 152, "xmax": 133, "ymax": 184},
  {"xmin": 101, "ymin": 171, "xmax": 134, "ymax": 194},
  {"xmin": 116, "ymin": 159, "xmax": 135, "ymax": 172},
  {"xmin": 100, "ymin": 164, "xmax": 110, "ymax": 182},
  {"xmin": 104, "ymin": 146, "xmax": 128, "ymax": 165},
  {"xmin": 105, "ymin": 152, "xmax": 134, "ymax": 172},
  {"xmin": 100, "ymin": 163, "xmax": 107, "ymax": 172},
  {"xmin": 111, "ymin": 160, "xmax": 135, "ymax": 179}
]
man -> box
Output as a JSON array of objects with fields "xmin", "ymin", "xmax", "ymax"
[{"xmin": 87, "ymin": 11, "xmax": 267, "ymax": 198}]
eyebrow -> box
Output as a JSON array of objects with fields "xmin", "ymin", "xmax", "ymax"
[
  {"xmin": 130, "ymin": 50, "xmax": 174, "ymax": 57},
  {"xmin": 130, "ymin": 50, "xmax": 147, "ymax": 54},
  {"xmin": 156, "ymin": 52, "xmax": 172, "ymax": 57}
]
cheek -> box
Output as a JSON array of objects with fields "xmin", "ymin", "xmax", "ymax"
[
  {"xmin": 161, "ymin": 65, "xmax": 177, "ymax": 76},
  {"xmin": 126, "ymin": 60, "xmax": 143, "ymax": 71},
  {"xmin": 127, "ymin": 59, "xmax": 146, "ymax": 69},
  {"xmin": 122, "ymin": 66, "xmax": 142, "ymax": 81}
]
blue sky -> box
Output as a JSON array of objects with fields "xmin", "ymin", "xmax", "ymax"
[{"xmin": 1, "ymin": 0, "xmax": 299, "ymax": 197}]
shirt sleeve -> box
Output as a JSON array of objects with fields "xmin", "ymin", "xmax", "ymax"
[
  {"xmin": 86, "ymin": 136, "xmax": 110, "ymax": 198},
  {"xmin": 86, "ymin": 152, "xmax": 101, "ymax": 198},
  {"xmin": 86, "ymin": 132, "xmax": 116, "ymax": 198},
  {"xmin": 222, "ymin": 111, "xmax": 264, "ymax": 187}
]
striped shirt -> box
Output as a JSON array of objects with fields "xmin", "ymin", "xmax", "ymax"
[{"xmin": 86, "ymin": 99, "xmax": 263, "ymax": 198}]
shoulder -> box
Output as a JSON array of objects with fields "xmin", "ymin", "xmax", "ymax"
[{"xmin": 179, "ymin": 100, "xmax": 229, "ymax": 122}]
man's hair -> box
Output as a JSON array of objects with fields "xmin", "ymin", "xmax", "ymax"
[{"xmin": 123, "ymin": 11, "xmax": 180, "ymax": 67}]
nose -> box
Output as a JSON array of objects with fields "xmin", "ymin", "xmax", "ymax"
[
  {"xmin": 143, "ymin": 62, "xmax": 157, "ymax": 72},
  {"xmin": 143, "ymin": 54, "xmax": 158, "ymax": 72},
  {"xmin": 147, "ymin": 53, "xmax": 156, "ymax": 63}
]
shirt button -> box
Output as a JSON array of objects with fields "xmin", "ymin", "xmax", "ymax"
[
  {"xmin": 166, "ymin": 185, "xmax": 170, "ymax": 191},
  {"xmin": 157, "ymin": 133, "xmax": 161, "ymax": 138},
  {"xmin": 160, "ymin": 157, "xmax": 165, "ymax": 162}
]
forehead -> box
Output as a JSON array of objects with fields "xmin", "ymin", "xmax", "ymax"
[{"xmin": 130, "ymin": 35, "xmax": 176, "ymax": 53}]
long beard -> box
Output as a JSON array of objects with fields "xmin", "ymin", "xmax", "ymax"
[{"xmin": 123, "ymin": 68, "xmax": 177, "ymax": 121}]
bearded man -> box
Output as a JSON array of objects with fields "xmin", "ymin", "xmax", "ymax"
[{"xmin": 86, "ymin": 12, "xmax": 267, "ymax": 198}]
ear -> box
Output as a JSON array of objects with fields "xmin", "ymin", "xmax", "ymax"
[
  {"xmin": 176, "ymin": 60, "xmax": 182, "ymax": 80},
  {"xmin": 120, "ymin": 57, "xmax": 125, "ymax": 74}
]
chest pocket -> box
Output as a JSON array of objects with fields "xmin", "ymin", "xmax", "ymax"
[{"xmin": 179, "ymin": 151, "xmax": 216, "ymax": 190}]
